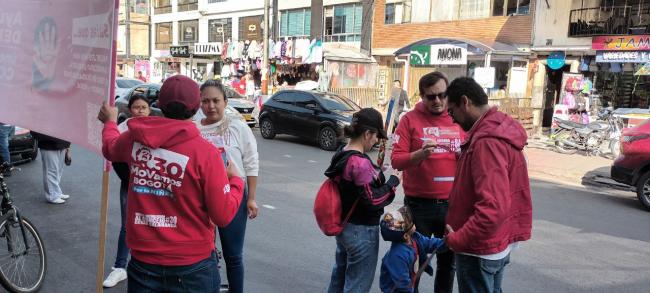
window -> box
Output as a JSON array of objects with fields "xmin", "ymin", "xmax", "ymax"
[
  {"xmin": 153, "ymin": 0, "xmax": 171, "ymax": 14},
  {"xmin": 324, "ymin": 4, "xmax": 363, "ymax": 42},
  {"xmin": 493, "ymin": 0, "xmax": 530, "ymax": 16},
  {"xmin": 155, "ymin": 22, "xmax": 172, "ymax": 50},
  {"xmin": 273, "ymin": 93, "xmax": 298, "ymax": 104},
  {"xmin": 239, "ymin": 15, "xmax": 264, "ymax": 42},
  {"xmin": 208, "ymin": 0, "xmax": 227, "ymax": 3},
  {"xmin": 316, "ymin": 94, "xmax": 359, "ymax": 111},
  {"xmin": 294, "ymin": 94, "xmax": 316, "ymax": 109},
  {"xmin": 280, "ymin": 9, "xmax": 311, "ymax": 38},
  {"xmin": 209, "ymin": 18, "xmax": 232, "ymax": 42},
  {"xmin": 178, "ymin": 0, "xmax": 198, "ymax": 12},
  {"xmin": 179, "ymin": 20, "xmax": 199, "ymax": 45},
  {"xmin": 385, "ymin": 3, "xmax": 395, "ymax": 24}
]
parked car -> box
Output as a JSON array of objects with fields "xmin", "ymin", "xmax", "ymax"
[
  {"xmin": 258, "ymin": 90, "xmax": 361, "ymax": 151},
  {"xmin": 8, "ymin": 126, "xmax": 38, "ymax": 162},
  {"xmin": 611, "ymin": 119, "xmax": 650, "ymax": 211},
  {"xmin": 115, "ymin": 83, "xmax": 247, "ymax": 125},
  {"xmin": 115, "ymin": 77, "xmax": 144, "ymax": 98},
  {"xmin": 224, "ymin": 86, "xmax": 256, "ymax": 127}
]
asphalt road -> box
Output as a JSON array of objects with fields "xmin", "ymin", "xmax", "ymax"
[{"xmin": 3, "ymin": 130, "xmax": 650, "ymax": 292}]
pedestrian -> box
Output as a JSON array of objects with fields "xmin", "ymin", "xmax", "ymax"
[
  {"xmin": 444, "ymin": 77, "xmax": 532, "ymax": 293},
  {"xmin": 30, "ymin": 132, "xmax": 71, "ymax": 204},
  {"xmin": 0, "ymin": 123, "xmax": 12, "ymax": 176},
  {"xmin": 379, "ymin": 206, "xmax": 445, "ymax": 293},
  {"xmin": 195, "ymin": 80, "xmax": 259, "ymax": 293},
  {"xmin": 386, "ymin": 80, "xmax": 410, "ymax": 134},
  {"xmin": 97, "ymin": 74, "xmax": 245, "ymax": 293},
  {"xmin": 326, "ymin": 108, "xmax": 400, "ymax": 293},
  {"xmin": 102, "ymin": 94, "xmax": 151, "ymax": 288},
  {"xmin": 391, "ymin": 71, "xmax": 463, "ymax": 293}
]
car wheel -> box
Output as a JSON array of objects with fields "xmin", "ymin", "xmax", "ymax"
[
  {"xmin": 319, "ymin": 126, "xmax": 338, "ymax": 151},
  {"xmin": 636, "ymin": 172, "xmax": 650, "ymax": 211},
  {"xmin": 260, "ymin": 118, "xmax": 276, "ymax": 139}
]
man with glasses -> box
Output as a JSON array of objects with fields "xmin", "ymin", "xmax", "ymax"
[
  {"xmin": 391, "ymin": 71, "xmax": 464, "ymax": 293},
  {"xmin": 444, "ymin": 77, "xmax": 531, "ymax": 293}
]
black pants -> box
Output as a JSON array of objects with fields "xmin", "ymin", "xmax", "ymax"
[{"xmin": 404, "ymin": 196, "xmax": 455, "ymax": 293}]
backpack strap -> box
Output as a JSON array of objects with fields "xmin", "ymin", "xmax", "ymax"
[{"xmin": 342, "ymin": 197, "xmax": 360, "ymax": 227}]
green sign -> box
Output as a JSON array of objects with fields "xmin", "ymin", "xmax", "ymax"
[{"xmin": 410, "ymin": 45, "xmax": 430, "ymax": 65}]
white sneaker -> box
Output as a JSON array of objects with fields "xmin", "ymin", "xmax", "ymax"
[
  {"xmin": 47, "ymin": 198, "xmax": 65, "ymax": 204},
  {"xmin": 59, "ymin": 194, "xmax": 70, "ymax": 200},
  {"xmin": 103, "ymin": 267, "xmax": 127, "ymax": 288}
]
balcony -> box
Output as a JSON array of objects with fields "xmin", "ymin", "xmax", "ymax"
[{"xmin": 568, "ymin": 6, "xmax": 650, "ymax": 37}]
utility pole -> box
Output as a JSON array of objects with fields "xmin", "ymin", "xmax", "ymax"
[{"xmin": 262, "ymin": 0, "xmax": 270, "ymax": 94}]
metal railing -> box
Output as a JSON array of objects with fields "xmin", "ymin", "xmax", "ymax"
[
  {"xmin": 567, "ymin": 6, "xmax": 650, "ymax": 37},
  {"xmin": 329, "ymin": 87, "xmax": 382, "ymax": 108}
]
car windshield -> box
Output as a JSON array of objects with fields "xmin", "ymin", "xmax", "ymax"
[
  {"xmin": 316, "ymin": 93, "xmax": 360, "ymax": 111},
  {"xmin": 117, "ymin": 79, "xmax": 143, "ymax": 88}
]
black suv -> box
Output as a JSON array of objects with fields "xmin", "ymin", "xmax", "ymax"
[{"xmin": 258, "ymin": 90, "xmax": 360, "ymax": 150}]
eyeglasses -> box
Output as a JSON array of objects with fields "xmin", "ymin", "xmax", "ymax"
[{"xmin": 424, "ymin": 92, "xmax": 446, "ymax": 101}]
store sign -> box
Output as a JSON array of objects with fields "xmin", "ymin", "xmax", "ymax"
[
  {"xmin": 170, "ymin": 46, "xmax": 190, "ymax": 58},
  {"xmin": 596, "ymin": 51, "xmax": 650, "ymax": 63},
  {"xmin": 474, "ymin": 67, "xmax": 495, "ymax": 88},
  {"xmin": 410, "ymin": 44, "xmax": 467, "ymax": 65},
  {"xmin": 592, "ymin": 35, "xmax": 650, "ymax": 51},
  {"xmin": 183, "ymin": 27, "xmax": 196, "ymax": 41},
  {"xmin": 193, "ymin": 42, "xmax": 222, "ymax": 55}
]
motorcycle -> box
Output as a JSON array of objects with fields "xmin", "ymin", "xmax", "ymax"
[{"xmin": 550, "ymin": 108, "xmax": 623, "ymax": 156}]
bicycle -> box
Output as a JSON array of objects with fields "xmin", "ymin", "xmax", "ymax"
[{"xmin": 0, "ymin": 162, "xmax": 46, "ymax": 292}]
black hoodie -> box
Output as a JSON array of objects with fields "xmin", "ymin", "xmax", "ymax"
[{"xmin": 325, "ymin": 149, "xmax": 399, "ymax": 226}]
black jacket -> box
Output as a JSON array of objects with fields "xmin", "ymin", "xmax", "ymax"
[
  {"xmin": 324, "ymin": 149, "xmax": 399, "ymax": 226},
  {"xmin": 31, "ymin": 132, "xmax": 71, "ymax": 150}
]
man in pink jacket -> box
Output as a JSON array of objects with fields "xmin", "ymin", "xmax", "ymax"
[
  {"xmin": 444, "ymin": 77, "xmax": 532, "ymax": 293},
  {"xmin": 98, "ymin": 75, "xmax": 244, "ymax": 292}
]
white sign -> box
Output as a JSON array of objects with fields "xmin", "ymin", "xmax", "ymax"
[
  {"xmin": 430, "ymin": 44, "xmax": 467, "ymax": 65},
  {"xmin": 193, "ymin": 42, "xmax": 222, "ymax": 55},
  {"xmin": 474, "ymin": 67, "xmax": 496, "ymax": 88}
]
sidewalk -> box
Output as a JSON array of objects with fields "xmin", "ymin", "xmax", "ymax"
[{"xmin": 525, "ymin": 141, "xmax": 635, "ymax": 191}]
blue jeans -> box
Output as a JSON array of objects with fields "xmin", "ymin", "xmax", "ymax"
[
  {"xmin": 217, "ymin": 188, "xmax": 248, "ymax": 293},
  {"xmin": 0, "ymin": 124, "xmax": 11, "ymax": 165},
  {"xmin": 127, "ymin": 251, "xmax": 220, "ymax": 293},
  {"xmin": 327, "ymin": 224, "xmax": 380, "ymax": 293},
  {"xmin": 114, "ymin": 179, "xmax": 129, "ymax": 268},
  {"xmin": 455, "ymin": 253, "xmax": 510, "ymax": 293}
]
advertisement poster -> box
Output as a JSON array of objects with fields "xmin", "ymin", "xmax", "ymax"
[
  {"xmin": 421, "ymin": 126, "xmax": 463, "ymax": 153},
  {"xmin": 135, "ymin": 59, "xmax": 150, "ymax": 82},
  {"xmin": 0, "ymin": 0, "xmax": 118, "ymax": 153}
]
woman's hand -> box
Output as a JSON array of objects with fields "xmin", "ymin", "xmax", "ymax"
[{"xmin": 247, "ymin": 199, "xmax": 259, "ymax": 219}]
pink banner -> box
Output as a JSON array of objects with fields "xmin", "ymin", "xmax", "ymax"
[{"xmin": 0, "ymin": 1, "xmax": 118, "ymax": 153}]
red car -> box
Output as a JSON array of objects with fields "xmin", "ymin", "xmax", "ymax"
[{"xmin": 611, "ymin": 120, "xmax": 650, "ymax": 211}]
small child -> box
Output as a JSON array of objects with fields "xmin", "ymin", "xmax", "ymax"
[{"xmin": 379, "ymin": 206, "xmax": 446, "ymax": 293}]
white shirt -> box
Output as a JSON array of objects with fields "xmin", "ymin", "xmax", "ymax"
[
  {"xmin": 194, "ymin": 117, "xmax": 259, "ymax": 179},
  {"xmin": 460, "ymin": 242, "xmax": 521, "ymax": 261}
]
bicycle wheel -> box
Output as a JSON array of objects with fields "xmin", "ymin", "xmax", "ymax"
[{"xmin": 0, "ymin": 216, "xmax": 46, "ymax": 293}]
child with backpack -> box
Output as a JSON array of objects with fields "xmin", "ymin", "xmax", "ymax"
[{"xmin": 380, "ymin": 206, "xmax": 446, "ymax": 293}]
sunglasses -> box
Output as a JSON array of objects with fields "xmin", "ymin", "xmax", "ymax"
[{"xmin": 424, "ymin": 92, "xmax": 446, "ymax": 101}]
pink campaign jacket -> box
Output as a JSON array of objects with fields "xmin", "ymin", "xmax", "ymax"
[
  {"xmin": 445, "ymin": 107, "xmax": 532, "ymax": 255},
  {"xmin": 102, "ymin": 116, "xmax": 244, "ymax": 266}
]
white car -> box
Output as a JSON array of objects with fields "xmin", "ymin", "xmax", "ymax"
[{"xmin": 115, "ymin": 78, "xmax": 143, "ymax": 98}]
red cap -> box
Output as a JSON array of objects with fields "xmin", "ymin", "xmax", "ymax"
[{"xmin": 158, "ymin": 75, "xmax": 200, "ymax": 113}]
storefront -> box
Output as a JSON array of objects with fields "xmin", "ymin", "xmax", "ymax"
[{"xmin": 592, "ymin": 35, "xmax": 650, "ymax": 109}]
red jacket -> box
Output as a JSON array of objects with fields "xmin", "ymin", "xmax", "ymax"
[
  {"xmin": 391, "ymin": 102, "xmax": 464, "ymax": 199},
  {"xmin": 445, "ymin": 107, "xmax": 532, "ymax": 255},
  {"xmin": 102, "ymin": 117, "xmax": 244, "ymax": 266}
]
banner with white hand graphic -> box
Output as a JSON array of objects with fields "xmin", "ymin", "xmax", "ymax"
[{"xmin": 0, "ymin": 0, "xmax": 118, "ymax": 153}]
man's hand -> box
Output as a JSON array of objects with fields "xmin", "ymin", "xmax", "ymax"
[
  {"xmin": 247, "ymin": 199, "xmax": 259, "ymax": 219},
  {"xmin": 97, "ymin": 101, "xmax": 118, "ymax": 123},
  {"xmin": 444, "ymin": 225, "xmax": 456, "ymax": 251},
  {"xmin": 226, "ymin": 162, "xmax": 240, "ymax": 179},
  {"xmin": 412, "ymin": 140, "xmax": 437, "ymax": 163}
]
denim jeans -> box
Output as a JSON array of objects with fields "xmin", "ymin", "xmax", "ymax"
[
  {"xmin": 327, "ymin": 223, "xmax": 379, "ymax": 293},
  {"xmin": 404, "ymin": 196, "xmax": 455, "ymax": 293},
  {"xmin": 217, "ymin": 188, "xmax": 248, "ymax": 293},
  {"xmin": 127, "ymin": 251, "xmax": 220, "ymax": 293},
  {"xmin": 114, "ymin": 178, "xmax": 129, "ymax": 268},
  {"xmin": 0, "ymin": 124, "xmax": 12, "ymax": 165},
  {"xmin": 455, "ymin": 253, "xmax": 510, "ymax": 293}
]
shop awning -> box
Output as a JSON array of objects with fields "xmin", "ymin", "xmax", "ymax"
[
  {"xmin": 394, "ymin": 37, "xmax": 528, "ymax": 56},
  {"xmin": 324, "ymin": 47, "xmax": 376, "ymax": 63}
]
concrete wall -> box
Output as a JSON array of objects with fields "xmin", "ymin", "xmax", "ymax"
[{"xmin": 532, "ymin": 0, "xmax": 599, "ymax": 47}]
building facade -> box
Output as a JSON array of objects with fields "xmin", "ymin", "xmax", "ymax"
[{"xmin": 117, "ymin": 0, "xmax": 152, "ymax": 81}]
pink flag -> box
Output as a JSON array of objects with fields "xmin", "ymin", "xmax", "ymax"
[{"xmin": 0, "ymin": 0, "xmax": 118, "ymax": 153}]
